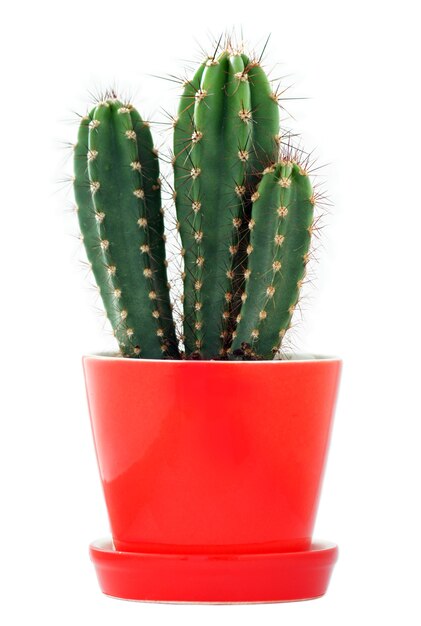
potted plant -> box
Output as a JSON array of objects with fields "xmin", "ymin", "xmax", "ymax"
[{"xmin": 73, "ymin": 40, "xmax": 342, "ymax": 603}]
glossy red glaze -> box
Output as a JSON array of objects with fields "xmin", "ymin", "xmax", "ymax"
[
  {"xmin": 90, "ymin": 538, "xmax": 339, "ymax": 603},
  {"xmin": 83, "ymin": 356, "xmax": 341, "ymax": 556}
]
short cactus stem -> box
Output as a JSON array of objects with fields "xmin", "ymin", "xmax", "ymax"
[{"xmin": 232, "ymin": 158, "xmax": 314, "ymax": 358}]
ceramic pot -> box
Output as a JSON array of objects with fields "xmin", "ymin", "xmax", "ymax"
[{"xmin": 84, "ymin": 355, "xmax": 341, "ymax": 557}]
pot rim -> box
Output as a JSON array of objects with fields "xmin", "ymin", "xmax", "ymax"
[{"xmin": 83, "ymin": 352, "xmax": 341, "ymax": 364}]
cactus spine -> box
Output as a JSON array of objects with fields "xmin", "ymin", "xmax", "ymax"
[
  {"xmin": 232, "ymin": 160, "xmax": 314, "ymax": 358},
  {"xmin": 73, "ymin": 99, "xmax": 178, "ymax": 358},
  {"xmin": 174, "ymin": 50, "xmax": 279, "ymax": 358}
]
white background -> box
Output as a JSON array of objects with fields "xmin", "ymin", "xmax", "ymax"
[{"xmin": 1, "ymin": 0, "xmax": 420, "ymax": 623}]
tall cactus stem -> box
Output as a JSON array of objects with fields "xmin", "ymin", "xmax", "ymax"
[{"xmin": 74, "ymin": 99, "xmax": 178, "ymax": 358}]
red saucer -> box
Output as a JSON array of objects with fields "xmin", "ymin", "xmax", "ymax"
[{"xmin": 90, "ymin": 538, "xmax": 338, "ymax": 603}]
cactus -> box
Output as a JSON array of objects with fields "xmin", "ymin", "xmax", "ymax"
[
  {"xmin": 173, "ymin": 49, "xmax": 279, "ymax": 358},
  {"xmin": 72, "ymin": 41, "xmax": 318, "ymax": 361},
  {"xmin": 73, "ymin": 98, "xmax": 178, "ymax": 358},
  {"xmin": 232, "ymin": 158, "xmax": 314, "ymax": 358}
]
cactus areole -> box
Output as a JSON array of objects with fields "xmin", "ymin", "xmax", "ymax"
[{"xmin": 72, "ymin": 41, "xmax": 341, "ymax": 603}]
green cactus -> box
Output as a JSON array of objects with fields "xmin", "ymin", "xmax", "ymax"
[
  {"xmin": 173, "ymin": 49, "xmax": 279, "ymax": 358},
  {"xmin": 232, "ymin": 159, "xmax": 314, "ymax": 358},
  {"xmin": 72, "ymin": 42, "xmax": 318, "ymax": 361},
  {"xmin": 73, "ymin": 98, "xmax": 178, "ymax": 358}
]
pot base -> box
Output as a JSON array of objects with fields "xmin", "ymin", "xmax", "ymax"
[{"xmin": 90, "ymin": 538, "xmax": 338, "ymax": 603}]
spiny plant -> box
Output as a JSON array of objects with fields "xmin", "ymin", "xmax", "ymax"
[
  {"xmin": 173, "ymin": 47, "xmax": 280, "ymax": 358},
  {"xmin": 73, "ymin": 95, "xmax": 179, "ymax": 358},
  {"xmin": 73, "ymin": 39, "xmax": 321, "ymax": 360}
]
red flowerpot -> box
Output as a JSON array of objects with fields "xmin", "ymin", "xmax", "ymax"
[{"xmin": 84, "ymin": 355, "xmax": 341, "ymax": 603}]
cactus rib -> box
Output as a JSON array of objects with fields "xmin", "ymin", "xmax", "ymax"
[
  {"xmin": 130, "ymin": 108, "xmax": 178, "ymax": 354},
  {"xmin": 173, "ymin": 62, "xmax": 206, "ymax": 353},
  {"xmin": 229, "ymin": 55, "xmax": 280, "ymax": 346},
  {"xmin": 73, "ymin": 114, "xmax": 126, "ymax": 347}
]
